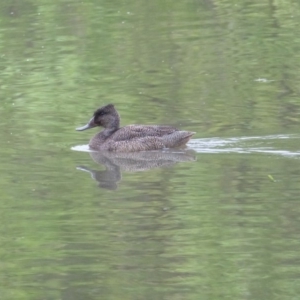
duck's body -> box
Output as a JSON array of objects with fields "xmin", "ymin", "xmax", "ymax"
[{"xmin": 76, "ymin": 104, "xmax": 195, "ymax": 152}]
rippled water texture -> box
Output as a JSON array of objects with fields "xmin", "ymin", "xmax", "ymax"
[{"xmin": 1, "ymin": 1, "xmax": 300, "ymax": 300}]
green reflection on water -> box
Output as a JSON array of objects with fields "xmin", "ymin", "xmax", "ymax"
[{"xmin": 1, "ymin": 0, "xmax": 300, "ymax": 299}]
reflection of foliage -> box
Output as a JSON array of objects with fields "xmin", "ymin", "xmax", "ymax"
[
  {"xmin": 0, "ymin": 0, "xmax": 300, "ymax": 133},
  {"xmin": 0, "ymin": 1, "xmax": 300, "ymax": 299},
  {"xmin": 0, "ymin": 1, "xmax": 300, "ymax": 130}
]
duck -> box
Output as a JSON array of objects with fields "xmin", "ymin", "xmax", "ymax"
[{"xmin": 76, "ymin": 104, "xmax": 195, "ymax": 152}]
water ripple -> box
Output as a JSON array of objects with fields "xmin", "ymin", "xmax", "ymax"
[{"xmin": 188, "ymin": 134, "xmax": 300, "ymax": 157}]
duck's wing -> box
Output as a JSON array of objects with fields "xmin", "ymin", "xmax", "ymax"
[
  {"xmin": 104, "ymin": 136, "xmax": 165, "ymax": 152},
  {"xmin": 110, "ymin": 125, "xmax": 178, "ymax": 142},
  {"xmin": 104, "ymin": 130, "xmax": 195, "ymax": 152}
]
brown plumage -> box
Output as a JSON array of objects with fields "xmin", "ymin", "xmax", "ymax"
[{"xmin": 76, "ymin": 104, "xmax": 195, "ymax": 152}]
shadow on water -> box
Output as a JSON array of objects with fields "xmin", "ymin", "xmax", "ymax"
[{"xmin": 73, "ymin": 148, "xmax": 196, "ymax": 190}]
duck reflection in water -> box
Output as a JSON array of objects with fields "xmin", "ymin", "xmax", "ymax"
[{"xmin": 77, "ymin": 150, "xmax": 196, "ymax": 190}]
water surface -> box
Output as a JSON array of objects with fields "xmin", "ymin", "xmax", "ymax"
[{"xmin": 1, "ymin": 1, "xmax": 300, "ymax": 300}]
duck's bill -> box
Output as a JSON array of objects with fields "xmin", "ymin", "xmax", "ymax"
[
  {"xmin": 76, "ymin": 118, "xmax": 96, "ymax": 131},
  {"xmin": 76, "ymin": 124, "xmax": 92, "ymax": 131}
]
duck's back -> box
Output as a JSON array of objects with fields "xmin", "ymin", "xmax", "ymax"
[{"xmin": 110, "ymin": 125, "xmax": 178, "ymax": 141}]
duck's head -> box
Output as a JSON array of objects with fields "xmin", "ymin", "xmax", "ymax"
[{"xmin": 76, "ymin": 104, "xmax": 120, "ymax": 131}]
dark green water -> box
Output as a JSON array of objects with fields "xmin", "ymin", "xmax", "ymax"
[{"xmin": 1, "ymin": 1, "xmax": 300, "ymax": 299}]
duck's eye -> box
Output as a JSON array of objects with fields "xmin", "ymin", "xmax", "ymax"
[{"xmin": 95, "ymin": 111, "xmax": 105, "ymax": 117}]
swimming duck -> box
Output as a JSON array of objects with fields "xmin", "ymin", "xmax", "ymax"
[{"xmin": 76, "ymin": 104, "xmax": 195, "ymax": 152}]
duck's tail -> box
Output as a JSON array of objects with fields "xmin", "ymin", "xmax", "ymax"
[{"xmin": 163, "ymin": 131, "xmax": 195, "ymax": 148}]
